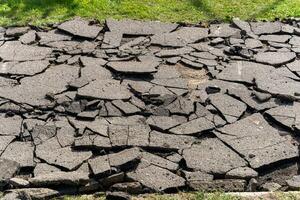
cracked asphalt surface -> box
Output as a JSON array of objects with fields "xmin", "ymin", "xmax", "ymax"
[{"xmin": 0, "ymin": 17, "xmax": 300, "ymax": 199}]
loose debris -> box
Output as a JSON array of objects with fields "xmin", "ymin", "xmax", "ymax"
[{"xmin": 0, "ymin": 17, "xmax": 300, "ymax": 199}]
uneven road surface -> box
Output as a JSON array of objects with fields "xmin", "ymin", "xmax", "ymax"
[{"xmin": 0, "ymin": 18, "xmax": 300, "ymax": 199}]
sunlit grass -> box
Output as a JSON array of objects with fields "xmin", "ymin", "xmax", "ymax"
[{"xmin": 0, "ymin": 0, "xmax": 300, "ymax": 26}]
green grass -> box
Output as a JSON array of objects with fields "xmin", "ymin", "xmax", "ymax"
[{"xmin": 0, "ymin": 0, "xmax": 300, "ymax": 26}]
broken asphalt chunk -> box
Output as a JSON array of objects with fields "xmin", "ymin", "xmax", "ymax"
[
  {"xmin": 254, "ymin": 52, "xmax": 296, "ymax": 66},
  {"xmin": 0, "ymin": 158, "xmax": 20, "ymax": 187},
  {"xmin": 58, "ymin": 18, "xmax": 102, "ymax": 39},
  {"xmin": 208, "ymin": 93, "xmax": 247, "ymax": 123},
  {"xmin": 1, "ymin": 142, "xmax": 35, "ymax": 168},
  {"xmin": 29, "ymin": 171, "xmax": 90, "ymax": 186},
  {"xmin": 265, "ymin": 103, "xmax": 300, "ymax": 131},
  {"xmin": 78, "ymin": 80, "xmax": 132, "ymax": 100},
  {"xmin": 215, "ymin": 113, "xmax": 299, "ymax": 169},
  {"xmin": 0, "ymin": 41, "xmax": 52, "ymax": 61},
  {"xmin": 151, "ymin": 27, "xmax": 208, "ymax": 47},
  {"xmin": 127, "ymin": 164, "xmax": 185, "ymax": 192},
  {"xmin": 106, "ymin": 19, "xmax": 178, "ymax": 36},
  {"xmin": 36, "ymin": 137, "xmax": 92, "ymax": 170},
  {"xmin": 169, "ymin": 116, "xmax": 215, "ymax": 135},
  {"xmin": 149, "ymin": 130, "xmax": 195, "ymax": 150},
  {"xmin": 107, "ymin": 60, "xmax": 159, "ymax": 74},
  {"xmin": 183, "ymin": 138, "xmax": 247, "ymax": 174}
]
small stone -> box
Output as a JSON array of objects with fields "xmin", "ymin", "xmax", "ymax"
[
  {"xmin": 9, "ymin": 178, "xmax": 30, "ymax": 188},
  {"xmin": 245, "ymin": 38, "xmax": 263, "ymax": 49},
  {"xmin": 210, "ymin": 37, "xmax": 224, "ymax": 45},
  {"xmin": 261, "ymin": 182, "xmax": 282, "ymax": 191},
  {"xmin": 225, "ymin": 167, "xmax": 258, "ymax": 180},
  {"xmin": 19, "ymin": 30, "xmax": 36, "ymax": 44},
  {"xmin": 252, "ymin": 91, "xmax": 272, "ymax": 102},
  {"xmin": 286, "ymin": 175, "xmax": 300, "ymax": 190},
  {"xmin": 247, "ymin": 178, "xmax": 258, "ymax": 192}
]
